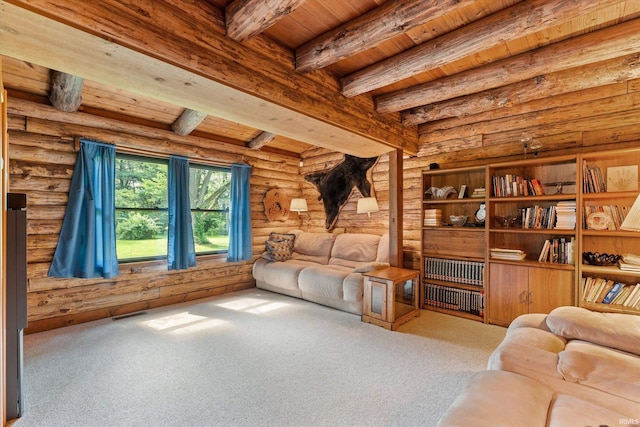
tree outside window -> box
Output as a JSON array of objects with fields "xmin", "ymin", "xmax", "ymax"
[{"xmin": 115, "ymin": 154, "xmax": 230, "ymax": 262}]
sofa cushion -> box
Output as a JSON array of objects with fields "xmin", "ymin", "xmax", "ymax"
[
  {"xmin": 328, "ymin": 233, "xmax": 380, "ymax": 268},
  {"xmin": 436, "ymin": 370, "xmax": 553, "ymax": 427},
  {"xmin": 291, "ymin": 232, "xmax": 336, "ymax": 264},
  {"xmin": 546, "ymin": 306, "xmax": 640, "ymax": 355},
  {"xmin": 487, "ymin": 327, "xmax": 566, "ymax": 380},
  {"xmin": 376, "ymin": 233, "xmax": 389, "ymax": 263},
  {"xmin": 558, "ymin": 340, "xmax": 640, "ymax": 403},
  {"xmin": 261, "ymin": 260, "xmax": 314, "ymax": 292},
  {"xmin": 342, "ymin": 272, "xmax": 365, "ymax": 303},
  {"xmin": 548, "ymin": 394, "xmax": 634, "ymax": 427},
  {"xmin": 298, "ymin": 265, "xmax": 352, "ymax": 300}
]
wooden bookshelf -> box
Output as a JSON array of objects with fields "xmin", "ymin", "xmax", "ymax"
[
  {"xmin": 421, "ymin": 166, "xmax": 487, "ymax": 322},
  {"xmin": 579, "ymin": 148, "xmax": 640, "ymax": 315},
  {"xmin": 422, "ymin": 150, "xmax": 640, "ymax": 326}
]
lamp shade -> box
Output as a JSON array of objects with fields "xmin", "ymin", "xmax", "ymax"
[
  {"xmin": 290, "ymin": 198, "xmax": 308, "ymax": 213},
  {"xmin": 357, "ymin": 197, "xmax": 379, "ymax": 217},
  {"xmin": 621, "ymin": 194, "xmax": 640, "ymax": 231}
]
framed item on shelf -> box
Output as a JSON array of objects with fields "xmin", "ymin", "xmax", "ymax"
[
  {"xmin": 586, "ymin": 211, "xmax": 613, "ymax": 230},
  {"xmin": 458, "ymin": 184, "xmax": 467, "ymax": 198},
  {"xmin": 606, "ymin": 165, "xmax": 638, "ymax": 192}
]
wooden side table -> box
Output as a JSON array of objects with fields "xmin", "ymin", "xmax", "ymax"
[{"xmin": 362, "ymin": 267, "xmax": 420, "ymax": 330}]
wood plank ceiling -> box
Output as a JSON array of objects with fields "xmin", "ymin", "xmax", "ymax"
[{"xmin": 2, "ymin": 0, "xmax": 640, "ymax": 157}]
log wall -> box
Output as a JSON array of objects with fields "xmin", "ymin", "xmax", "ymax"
[
  {"xmin": 301, "ymin": 77, "xmax": 640, "ymax": 272},
  {"xmin": 8, "ymin": 102, "xmax": 306, "ymax": 333},
  {"xmin": 10, "ymin": 75, "xmax": 640, "ymax": 332}
]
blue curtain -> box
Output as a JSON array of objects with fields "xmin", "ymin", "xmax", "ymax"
[
  {"xmin": 167, "ymin": 155, "xmax": 196, "ymax": 270},
  {"xmin": 49, "ymin": 139, "xmax": 119, "ymax": 278},
  {"xmin": 227, "ymin": 163, "xmax": 252, "ymax": 262}
]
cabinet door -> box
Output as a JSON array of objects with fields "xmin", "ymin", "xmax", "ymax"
[
  {"xmin": 528, "ymin": 268, "xmax": 574, "ymax": 315},
  {"xmin": 488, "ymin": 263, "xmax": 529, "ymax": 326}
]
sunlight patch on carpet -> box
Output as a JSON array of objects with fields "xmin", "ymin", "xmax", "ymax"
[
  {"xmin": 216, "ymin": 297, "xmax": 290, "ymax": 314},
  {"xmin": 168, "ymin": 318, "xmax": 228, "ymax": 335},
  {"xmin": 143, "ymin": 312, "xmax": 208, "ymax": 331}
]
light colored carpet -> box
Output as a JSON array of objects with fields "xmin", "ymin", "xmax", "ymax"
[{"xmin": 9, "ymin": 288, "xmax": 506, "ymax": 427}]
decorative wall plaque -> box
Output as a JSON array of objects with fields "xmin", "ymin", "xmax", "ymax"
[{"xmin": 263, "ymin": 188, "xmax": 289, "ymax": 221}]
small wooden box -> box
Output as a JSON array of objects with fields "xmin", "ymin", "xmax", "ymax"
[{"xmin": 362, "ymin": 267, "xmax": 420, "ymax": 330}]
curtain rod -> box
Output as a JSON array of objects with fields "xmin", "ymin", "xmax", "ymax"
[{"xmin": 73, "ymin": 136, "xmax": 238, "ymax": 168}]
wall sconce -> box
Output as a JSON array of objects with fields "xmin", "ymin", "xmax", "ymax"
[
  {"xmin": 357, "ymin": 197, "xmax": 379, "ymax": 217},
  {"xmin": 621, "ymin": 194, "xmax": 640, "ymax": 231},
  {"xmin": 290, "ymin": 198, "xmax": 308, "ymax": 214},
  {"xmin": 290, "ymin": 198, "xmax": 310, "ymax": 230}
]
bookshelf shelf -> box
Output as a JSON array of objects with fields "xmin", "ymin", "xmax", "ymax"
[
  {"xmin": 490, "ymin": 259, "xmax": 575, "ymax": 271},
  {"xmin": 489, "ymin": 228, "xmax": 575, "ymax": 235},
  {"xmin": 489, "ymin": 194, "xmax": 576, "ymax": 203},
  {"xmin": 422, "ymin": 226, "xmax": 485, "ymax": 232}
]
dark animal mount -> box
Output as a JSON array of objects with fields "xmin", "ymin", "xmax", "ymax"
[{"xmin": 304, "ymin": 155, "xmax": 378, "ymax": 230}]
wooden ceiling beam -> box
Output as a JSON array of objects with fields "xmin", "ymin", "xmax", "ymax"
[
  {"xmin": 0, "ymin": 0, "xmax": 416, "ymax": 156},
  {"xmin": 247, "ymin": 131, "xmax": 276, "ymax": 150},
  {"xmin": 402, "ymin": 53, "xmax": 640, "ymax": 126},
  {"xmin": 376, "ymin": 17, "xmax": 640, "ymax": 114},
  {"xmin": 170, "ymin": 109, "xmax": 207, "ymax": 136},
  {"xmin": 295, "ymin": 0, "xmax": 475, "ymax": 73},
  {"xmin": 225, "ymin": 0, "xmax": 308, "ymax": 42},
  {"xmin": 342, "ymin": 0, "xmax": 618, "ymax": 98},
  {"xmin": 49, "ymin": 71, "xmax": 84, "ymax": 112}
]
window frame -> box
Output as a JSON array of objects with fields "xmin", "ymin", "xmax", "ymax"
[{"xmin": 114, "ymin": 153, "xmax": 231, "ymax": 263}]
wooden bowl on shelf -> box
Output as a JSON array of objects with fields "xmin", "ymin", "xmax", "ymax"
[{"xmin": 582, "ymin": 252, "xmax": 620, "ymax": 266}]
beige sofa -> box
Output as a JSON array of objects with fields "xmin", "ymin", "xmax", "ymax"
[
  {"xmin": 252, "ymin": 231, "xmax": 389, "ymax": 315},
  {"xmin": 438, "ymin": 306, "xmax": 640, "ymax": 426}
]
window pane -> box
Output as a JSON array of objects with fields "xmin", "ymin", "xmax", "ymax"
[
  {"xmin": 193, "ymin": 211, "xmax": 229, "ymax": 252},
  {"xmin": 115, "ymin": 155, "xmax": 168, "ymax": 261},
  {"xmin": 189, "ymin": 165, "xmax": 230, "ymax": 210},
  {"xmin": 115, "ymin": 210, "xmax": 168, "ymax": 260},
  {"xmin": 116, "ymin": 155, "xmax": 168, "ymax": 209},
  {"xmin": 189, "ymin": 165, "xmax": 231, "ymax": 254}
]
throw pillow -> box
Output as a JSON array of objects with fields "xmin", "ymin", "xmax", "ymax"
[
  {"xmin": 264, "ymin": 232, "xmax": 296, "ymax": 261},
  {"xmin": 269, "ymin": 232, "xmax": 297, "ymax": 244},
  {"xmin": 265, "ymin": 239, "xmax": 294, "ymax": 261}
]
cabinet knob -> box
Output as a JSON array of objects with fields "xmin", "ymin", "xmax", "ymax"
[
  {"xmin": 520, "ymin": 290, "xmax": 527, "ymax": 304},
  {"xmin": 528, "ymin": 291, "xmax": 533, "ymax": 305}
]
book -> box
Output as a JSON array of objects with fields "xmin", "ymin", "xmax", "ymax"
[
  {"xmin": 538, "ymin": 240, "xmax": 550, "ymax": 262},
  {"xmin": 611, "ymin": 286, "xmax": 633, "ymax": 305},
  {"xmin": 601, "ymin": 282, "xmax": 624, "ymax": 304},
  {"xmin": 622, "ymin": 284, "xmax": 640, "ymax": 307},
  {"xmin": 490, "ymin": 248, "xmax": 526, "ymax": 260},
  {"xmin": 595, "ymin": 280, "xmax": 615, "ymax": 303}
]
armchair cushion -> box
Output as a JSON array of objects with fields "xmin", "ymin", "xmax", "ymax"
[{"xmin": 546, "ymin": 306, "xmax": 640, "ymax": 355}]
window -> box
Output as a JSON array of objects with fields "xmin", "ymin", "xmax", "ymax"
[{"xmin": 115, "ymin": 154, "xmax": 230, "ymax": 262}]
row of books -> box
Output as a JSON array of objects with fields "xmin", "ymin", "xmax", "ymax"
[
  {"xmin": 491, "ymin": 174, "xmax": 545, "ymax": 197},
  {"xmin": 555, "ymin": 201, "xmax": 577, "ymax": 230},
  {"xmin": 583, "ymin": 205, "xmax": 630, "ymax": 230},
  {"xmin": 424, "ymin": 283, "xmax": 484, "ymax": 317},
  {"xmin": 582, "ymin": 161, "xmax": 606, "ymax": 193},
  {"xmin": 490, "ymin": 248, "xmax": 526, "ymax": 261},
  {"xmin": 582, "ymin": 277, "xmax": 640, "ymax": 308},
  {"xmin": 424, "ymin": 257, "xmax": 484, "ymax": 287},
  {"xmin": 538, "ymin": 237, "xmax": 575, "ymax": 264},
  {"xmin": 424, "ymin": 209, "xmax": 442, "ymax": 227},
  {"xmin": 519, "ymin": 202, "xmax": 577, "ymax": 230}
]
